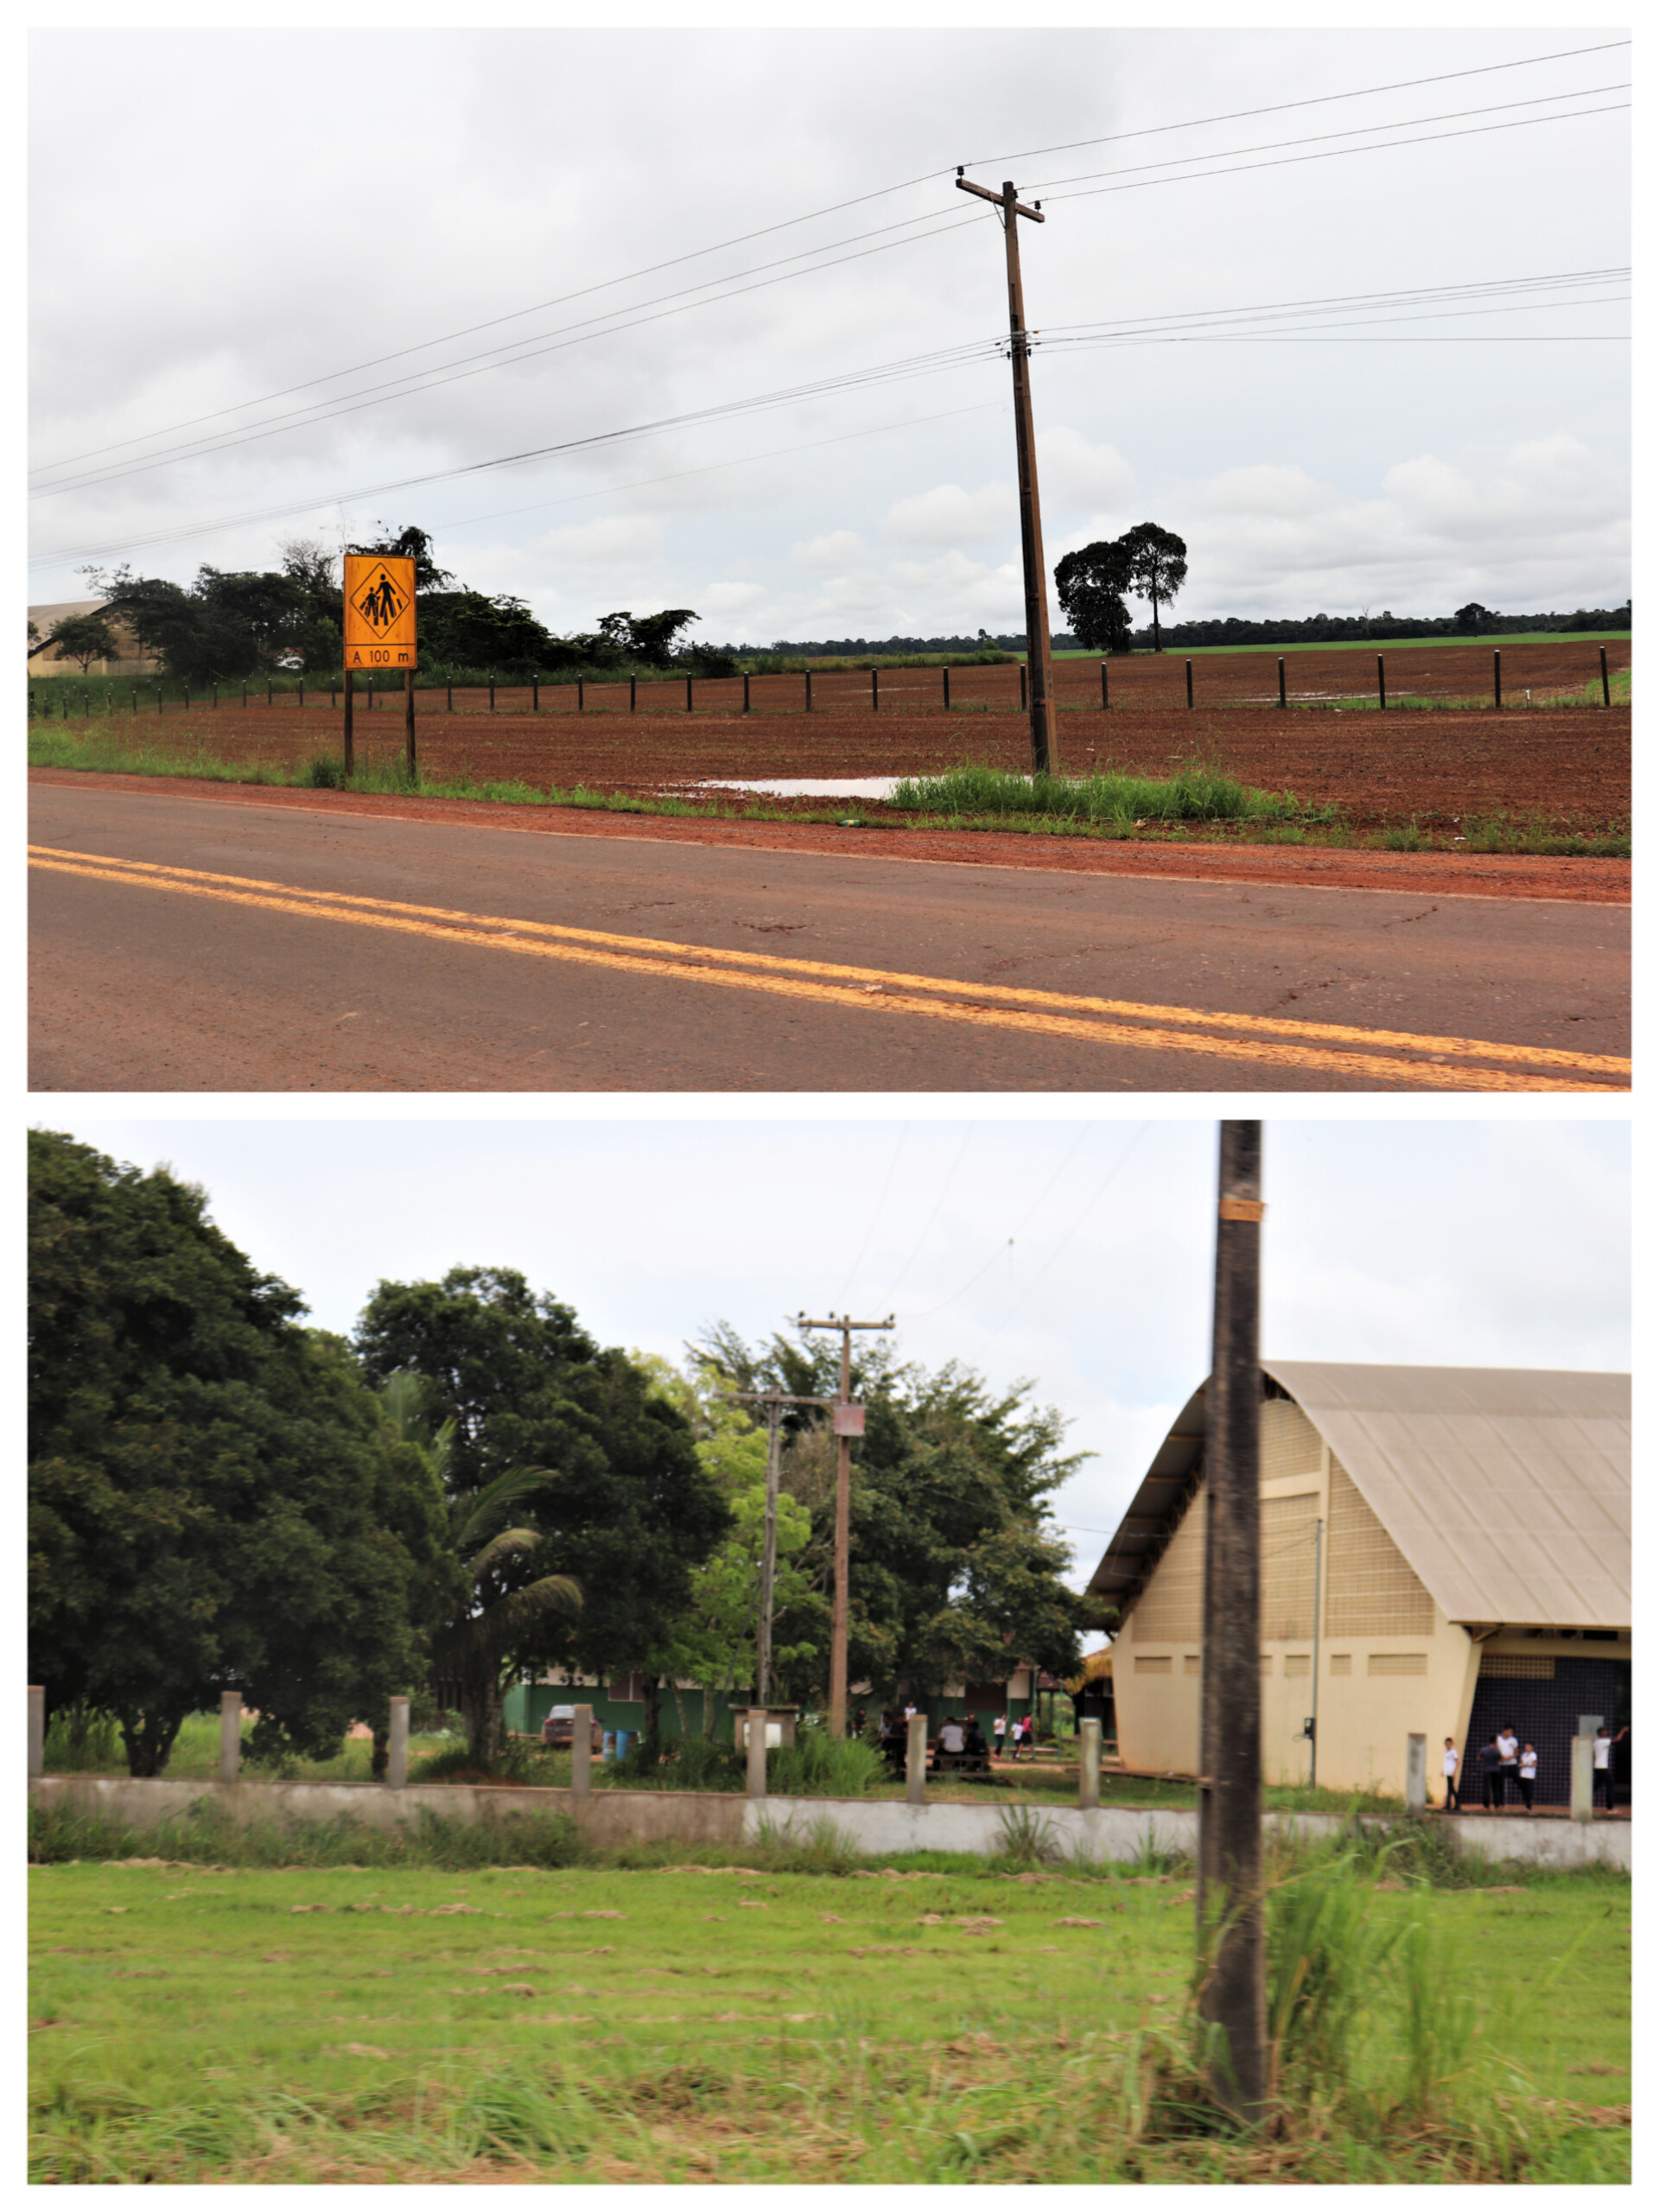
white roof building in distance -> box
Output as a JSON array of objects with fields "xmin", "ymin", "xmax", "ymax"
[{"xmin": 1090, "ymin": 1363, "xmax": 1630, "ymax": 1808}]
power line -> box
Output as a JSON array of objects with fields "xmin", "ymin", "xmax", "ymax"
[
  {"xmin": 32, "ymin": 38, "xmax": 1627, "ymax": 486},
  {"xmin": 34, "ymin": 86, "xmax": 1626, "ymax": 506},
  {"xmin": 1026, "ymin": 78, "xmax": 1628, "ymax": 193},
  {"xmin": 1044, "ymin": 99, "xmax": 1628, "ymax": 207},
  {"xmin": 29, "ymin": 261, "xmax": 1624, "ymax": 570},
  {"xmin": 962, "ymin": 36, "xmax": 1628, "ymax": 170}
]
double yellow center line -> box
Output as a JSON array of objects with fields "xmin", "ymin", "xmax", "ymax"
[{"xmin": 29, "ymin": 844, "xmax": 1628, "ymax": 1091}]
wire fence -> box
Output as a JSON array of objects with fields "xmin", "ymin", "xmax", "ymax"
[{"xmin": 27, "ymin": 639, "xmax": 1628, "ymax": 721}]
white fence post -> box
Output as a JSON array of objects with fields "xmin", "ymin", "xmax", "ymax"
[
  {"xmin": 219, "ymin": 1692, "xmax": 243, "ymax": 1783},
  {"xmin": 1079, "ymin": 1717, "xmax": 1101, "ymax": 1809},
  {"xmin": 387, "ymin": 1697, "xmax": 409, "ymax": 1789},
  {"xmin": 29, "ymin": 1687, "xmax": 45, "ymax": 1778},
  {"xmin": 906, "ymin": 1712, "xmax": 928, "ymax": 1806},
  {"xmin": 570, "ymin": 1704, "xmax": 594, "ymax": 1797},
  {"xmin": 1571, "ymin": 1735, "xmax": 1594, "ymax": 1823},
  {"xmin": 1405, "ymin": 1732, "xmax": 1427, "ymax": 1816},
  {"xmin": 747, "ymin": 1707, "xmax": 769, "ymax": 1799}
]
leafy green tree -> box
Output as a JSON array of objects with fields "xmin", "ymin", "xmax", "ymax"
[
  {"xmin": 597, "ymin": 609, "xmax": 701, "ymax": 664},
  {"xmin": 1119, "ymin": 522, "xmax": 1188, "ymax": 652},
  {"xmin": 28, "ymin": 1132, "xmax": 447, "ymax": 1776},
  {"xmin": 42, "ymin": 613, "xmax": 121, "ymax": 672},
  {"xmin": 417, "ymin": 590, "xmax": 560, "ymax": 676},
  {"xmin": 353, "ymin": 1270, "xmax": 729, "ymax": 1712},
  {"xmin": 1053, "ymin": 540, "xmax": 1136, "ymax": 653},
  {"xmin": 695, "ymin": 1325, "xmax": 1090, "ymax": 1709},
  {"xmin": 1454, "ymin": 601, "xmax": 1494, "ymax": 633},
  {"xmin": 377, "ymin": 1373, "xmax": 582, "ymax": 1764}
]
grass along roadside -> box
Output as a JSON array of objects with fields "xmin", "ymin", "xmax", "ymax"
[
  {"xmin": 28, "ymin": 1851, "xmax": 1628, "ymax": 2182},
  {"xmin": 29, "ymin": 723, "xmax": 1630, "ymax": 858}
]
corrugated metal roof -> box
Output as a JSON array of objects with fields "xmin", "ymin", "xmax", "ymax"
[
  {"xmin": 1266, "ymin": 1362, "xmax": 1630, "ymax": 1630},
  {"xmin": 1090, "ymin": 1363, "xmax": 1630, "ymax": 1631}
]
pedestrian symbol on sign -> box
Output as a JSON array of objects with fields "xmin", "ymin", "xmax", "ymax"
[
  {"xmin": 353, "ymin": 566, "xmax": 408, "ymax": 632},
  {"xmin": 342, "ymin": 553, "xmax": 417, "ymax": 668}
]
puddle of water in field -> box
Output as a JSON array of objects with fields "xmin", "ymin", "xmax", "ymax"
[{"xmin": 690, "ymin": 776, "xmax": 906, "ymax": 799}]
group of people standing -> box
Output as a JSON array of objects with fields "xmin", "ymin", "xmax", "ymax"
[
  {"xmin": 870, "ymin": 1706, "xmax": 1040, "ymax": 1761},
  {"xmin": 1441, "ymin": 1721, "xmax": 1627, "ymax": 1814}
]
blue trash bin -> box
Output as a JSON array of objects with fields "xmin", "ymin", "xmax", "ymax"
[{"xmin": 613, "ymin": 1729, "xmax": 632, "ymax": 1762}]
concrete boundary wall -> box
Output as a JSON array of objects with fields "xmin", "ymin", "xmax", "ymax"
[{"xmin": 27, "ymin": 1775, "xmax": 1629, "ymax": 1870}]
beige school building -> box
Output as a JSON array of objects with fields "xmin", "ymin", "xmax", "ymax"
[{"xmin": 1090, "ymin": 1363, "xmax": 1630, "ymax": 1807}]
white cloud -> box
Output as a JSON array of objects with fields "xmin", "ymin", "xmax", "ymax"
[
  {"xmin": 790, "ymin": 530, "xmax": 865, "ymax": 570},
  {"xmin": 881, "ymin": 481, "xmax": 1013, "ymax": 547},
  {"xmin": 1035, "ymin": 426, "xmax": 1135, "ymax": 514},
  {"xmin": 1187, "ymin": 436, "xmax": 1630, "ymax": 615},
  {"xmin": 699, "ymin": 580, "xmax": 767, "ymax": 615}
]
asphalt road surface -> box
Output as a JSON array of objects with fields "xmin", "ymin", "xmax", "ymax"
[{"xmin": 29, "ymin": 785, "xmax": 1630, "ymax": 1093}]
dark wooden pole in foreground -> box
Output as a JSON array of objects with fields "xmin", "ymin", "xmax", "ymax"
[
  {"xmin": 957, "ymin": 168, "xmax": 1055, "ymax": 774},
  {"xmin": 343, "ymin": 669, "xmax": 354, "ymax": 776},
  {"xmin": 404, "ymin": 665, "xmax": 416, "ymax": 780},
  {"xmin": 1198, "ymin": 1120, "xmax": 1267, "ymax": 2125}
]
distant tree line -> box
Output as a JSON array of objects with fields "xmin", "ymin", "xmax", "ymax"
[
  {"xmin": 1137, "ymin": 601, "xmax": 1630, "ymax": 650},
  {"xmin": 75, "ymin": 522, "xmax": 741, "ymax": 688}
]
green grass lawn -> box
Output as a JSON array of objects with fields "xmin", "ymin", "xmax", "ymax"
[
  {"xmin": 1052, "ymin": 630, "xmax": 1631, "ymax": 658},
  {"xmin": 29, "ymin": 1856, "xmax": 1629, "ymax": 2183}
]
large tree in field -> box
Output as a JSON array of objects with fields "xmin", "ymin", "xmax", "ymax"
[
  {"xmin": 29, "ymin": 1131, "xmax": 449, "ymax": 1776},
  {"xmin": 353, "ymin": 1269, "xmax": 730, "ymax": 1727},
  {"xmin": 1053, "ymin": 540, "xmax": 1136, "ymax": 653},
  {"xmin": 40, "ymin": 613, "xmax": 121, "ymax": 672},
  {"xmin": 1119, "ymin": 522, "xmax": 1188, "ymax": 652},
  {"xmin": 696, "ymin": 1324, "xmax": 1090, "ymax": 1709},
  {"xmin": 376, "ymin": 1372, "xmax": 583, "ymax": 1765}
]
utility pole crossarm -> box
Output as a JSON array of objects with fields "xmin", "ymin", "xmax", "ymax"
[{"xmin": 956, "ymin": 171, "xmax": 1045, "ymax": 221}]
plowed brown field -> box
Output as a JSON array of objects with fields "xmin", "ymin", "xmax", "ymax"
[{"xmin": 94, "ymin": 694, "xmax": 1630, "ymax": 836}]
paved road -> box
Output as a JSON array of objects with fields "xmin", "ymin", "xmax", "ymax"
[{"xmin": 29, "ymin": 785, "xmax": 1630, "ymax": 1092}]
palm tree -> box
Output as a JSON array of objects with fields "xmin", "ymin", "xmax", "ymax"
[{"xmin": 378, "ymin": 1372, "xmax": 582, "ymax": 1769}]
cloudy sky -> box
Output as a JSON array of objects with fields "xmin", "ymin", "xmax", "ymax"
[
  {"xmin": 29, "ymin": 17, "xmax": 1629, "ymax": 642},
  {"xmin": 43, "ymin": 1114, "xmax": 1630, "ymax": 1589}
]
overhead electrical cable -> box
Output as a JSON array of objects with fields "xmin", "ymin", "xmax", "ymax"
[
  {"xmin": 1041, "ymin": 99, "xmax": 1628, "ymax": 205},
  {"xmin": 32, "ymin": 37, "xmax": 1627, "ymax": 481},
  {"xmin": 31, "ymin": 265, "xmax": 1624, "ymax": 569},
  {"xmin": 963, "ymin": 36, "xmax": 1627, "ymax": 169},
  {"xmin": 1024, "ymin": 78, "xmax": 1628, "ymax": 193},
  {"xmin": 33, "ymin": 89, "xmax": 1626, "ymax": 505}
]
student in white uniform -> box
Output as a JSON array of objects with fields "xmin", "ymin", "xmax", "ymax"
[
  {"xmin": 1441, "ymin": 1738, "xmax": 1461, "ymax": 1813},
  {"xmin": 1518, "ymin": 1742, "xmax": 1538, "ymax": 1813},
  {"xmin": 1593, "ymin": 1723, "xmax": 1627, "ymax": 1814}
]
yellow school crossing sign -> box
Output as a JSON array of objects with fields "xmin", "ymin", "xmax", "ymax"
[{"xmin": 343, "ymin": 554, "xmax": 417, "ymax": 667}]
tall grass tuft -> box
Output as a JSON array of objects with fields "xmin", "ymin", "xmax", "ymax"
[
  {"xmin": 888, "ymin": 761, "xmax": 1324, "ymax": 827},
  {"xmin": 993, "ymin": 1802, "xmax": 1063, "ymax": 1868},
  {"xmin": 1265, "ymin": 1849, "xmax": 1402, "ymax": 2096},
  {"xmin": 767, "ymin": 1724, "xmax": 886, "ymax": 1798}
]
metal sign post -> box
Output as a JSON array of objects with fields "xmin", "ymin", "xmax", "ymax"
[{"xmin": 342, "ymin": 554, "xmax": 417, "ymax": 779}]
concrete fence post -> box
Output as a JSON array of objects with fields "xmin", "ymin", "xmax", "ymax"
[
  {"xmin": 906, "ymin": 1712, "xmax": 927, "ymax": 1806},
  {"xmin": 747, "ymin": 1707, "xmax": 769, "ymax": 1799},
  {"xmin": 219, "ymin": 1692, "xmax": 242, "ymax": 1784},
  {"xmin": 387, "ymin": 1697, "xmax": 409, "ymax": 1789},
  {"xmin": 1571, "ymin": 1735, "xmax": 1594, "ymax": 1823},
  {"xmin": 570, "ymin": 1704, "xmax": 594, "ymax": 1796},
  {"xmin": 1405, "ymin": 1732, "xmax": 1427, "ymax": 1816},
  {"xmin": 29, "ymin": 1687, "xmax": 45, "ymax": 1778},
  {"xmin": 1079, "ymin": 1717, "xmax": 1102, "ymax": 1809}
]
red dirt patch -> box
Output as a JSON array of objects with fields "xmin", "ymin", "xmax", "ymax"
[{"xmin": 55, "ymin": 685, "xmax": 1630, "ymax": 838}]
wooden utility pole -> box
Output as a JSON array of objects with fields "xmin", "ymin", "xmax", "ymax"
[
  {"xmin": 797, "ymin": 1313, "xmax": 893, "ymax": 1735},
  {"xmin": 404, "ymin": 665, "xmax": 416, "ymax": 780},
  {"xmin": 342, "ymin": 668, "xmax": 354, "ymax": 777},
  {"xmin": 1198, "ymin": 1122, "xmax": 1267, "ymax": 2124},
  {"xmin": 957, "ymin": 169, "xmax": 1057, "ymax": 775},
  {"xmin": 721, "ymin": 1385, "xmax": 846, "ymax": 1709}
]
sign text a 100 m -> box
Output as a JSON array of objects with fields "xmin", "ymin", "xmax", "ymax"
[{"xmin": 343, "ymin": 555, "xmax": 417, "ymax": 668}]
